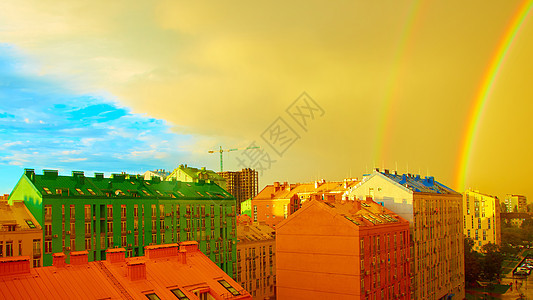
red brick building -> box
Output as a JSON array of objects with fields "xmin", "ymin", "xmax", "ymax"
[{"xmin": 276, "ymin": 199, "xmax": 410, "ymax": 299}]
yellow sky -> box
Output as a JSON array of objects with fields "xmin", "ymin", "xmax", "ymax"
[{"xmin": 1, "ymin": 0, "xmax": 532, "ymax": 200}]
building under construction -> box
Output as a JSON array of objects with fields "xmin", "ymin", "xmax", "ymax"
[{"xmin": 218, "ymin": 169, "xmax": 258, "ymax": 214}]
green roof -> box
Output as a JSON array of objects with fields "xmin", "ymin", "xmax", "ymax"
[{"xmin": 24, "ymin": 169, "xmax": 233, "ymax": 201}]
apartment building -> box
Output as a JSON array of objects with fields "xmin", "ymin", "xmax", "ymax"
[
  {"xmin": 8, "ymin": 169, "xmax": 237, "ymax": 276},
  {"xmin": 276, "ymin": 199, "xmax": 410, "ymax": 299},
  {"xmin": 345, "ymin": 170, "xmax": 465, "ymax": 300},
  {"xmin": 167, "ymin": 164, "xmax": 227, "ymax": 190},
  {"xmin": 251, "ymin": 179, "xmax": 359, "ymax": 228},
  {"xmin": 463, "ymin": 189, "xmax": 501, "ymax": 251},
  {"xmin": 0, "ymin": 200, "xmax": 42, "ymax": 267},
  {"xmin": 236, "ymin": 215, "xmax": 276, "ymax": 300},
  {"xmin": 218, "ymin": 168, "xmax": 259, "ymax": 214}
]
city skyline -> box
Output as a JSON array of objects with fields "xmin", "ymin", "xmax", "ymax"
[{"xmin": 1, "ymin": 1, "xmax": 533, "ymax": 201}]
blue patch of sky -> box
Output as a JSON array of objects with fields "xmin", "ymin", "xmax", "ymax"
[{"xmin": 0, "ymin": 44, "xmax": 193, "ymax": 193}]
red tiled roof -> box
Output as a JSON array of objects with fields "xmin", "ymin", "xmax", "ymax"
[{"xmin": 0, "ymin": 242, "xmax": 251, "ymax": 300}]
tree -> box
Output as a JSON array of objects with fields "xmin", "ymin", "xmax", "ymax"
[
  {"xmin": 464, "ymin": 238, "xmax": 482, "ymax": 284},
  {"xmin": 480, "ymin": 243, "xmax": 504, "ymax": 281}
]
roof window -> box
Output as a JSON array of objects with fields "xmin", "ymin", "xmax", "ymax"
[
  {"xmin": 42, "ymin": 187, "xmax": 52, "ymax": 195},
  {"xmin": 87, "ymin": 188, "xmax": 96, "ymax": 195},
  {"xmin": 25, "ymin": 220, "xmax": 36, "ymax": 229},
  {"xmin": 75, "ymin": 188, "xmax": 84, "ymax": 195},
  {"xmin": 145, "ymin": 293, "xmax": 161, "ymax": 300},
  {"xmin": 218, "ymin": 279, "xmax": 240, "ymax": 296},
  {"xmin": 170, "ymin": 288, "xmax": 190, "ymax": 300}
]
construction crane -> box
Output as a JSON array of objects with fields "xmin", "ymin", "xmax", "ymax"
[{"xmin": 208, "ymin": 145, "xmax": 260, "ymax": 172}]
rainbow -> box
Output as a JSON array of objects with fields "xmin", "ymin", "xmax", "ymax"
[
  {"xmin": 455, "ymin": 0, "xmax": 533, "ymax": 191},
  {"xmin": 374, "ymin": 0, "xmax": 426, "ymax": 164}
]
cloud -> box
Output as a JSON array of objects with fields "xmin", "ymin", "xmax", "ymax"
[
  {"xmin": 0, "ymin": 1, "xmax": 532, "ymax": 199},
  {"xmin": 0, "ymin": 44, "xmax": 201, "ymax": 192}
]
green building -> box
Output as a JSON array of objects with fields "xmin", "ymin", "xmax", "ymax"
[{"xmin": 8, "ymin": 169, "xmax": 237, "ymax": 276}]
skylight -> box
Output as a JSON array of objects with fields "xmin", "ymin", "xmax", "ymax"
[
  {"xmin": 218, "ymin": 279, "xmax": 240, "ymax": 296},
  {"xmin": 42, "ymin": 187, "xmax": 52, "ymax": 195}
]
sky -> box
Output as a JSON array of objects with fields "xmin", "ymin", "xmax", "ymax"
[{"xmin": 0, "ymin": 0, "xmax": 532, "ymax": 201}]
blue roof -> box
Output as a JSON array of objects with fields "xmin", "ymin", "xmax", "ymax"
[{"xmin": 379, "ymin": 172, "xmax": 459, "ymax": 195}]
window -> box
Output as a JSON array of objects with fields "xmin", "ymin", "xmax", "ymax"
[
  {"xmin": 85, "ymin": 222, "xmax": 91, "ymax": 234},
  {"xmin": 87, "ymin": 188, "xmax": 96, "ymax": 195},
  {"xmin": 85, "ymin": 238, "xmax": 91, "ymax": 250},
  {"xmin": 107, "ymin": 236, "xmax": 113, "ymax": 248},
  {"xmin": 218, "ymin": 280, "xmax": 240, "ymax": 296},
  {"xmin": 70, "ymin": 205, "xmax": 75, "ymax": 219},
  {"xmin": 44, "ymin": 205, "xmax": 52, "ymax": 218},
  {"xmin": 134, "ymin": 205, "xmax": 139, "ymax": 218},
  {"xmin": 75, "ymin": 188, "xmax": 85, "ymax": 195},
  {"xmin": 121, "ymin": 205, "xmax": 127, "ymax": 218},
  {"xmin": 25, "ymin": 220, "xmax": 36, "ymax": 229},
  {"xmin": 33, "ymin": 239, "xmax": 41, "ymax": 256},
  {"xmin": 122, "ymin": 236, "xmax": 127, "ymax": 247},
  {"xmin": 42, "ymin": 187, "xmax": 52, "ymax": 194},
  {"xmin": 107, "ymin": 205, "xmax": 113, "ymax": 218},
  {"xmin": 145, "ymin": 293, "xmax": 161, "ymax": 300},
  {"xmin": 44, "ymin": 241, "xmax": 52, "ymax": 254},
  {"xmin": 0, "ymin": 241, "xmax": 2, "ymax": 257},
  {"xmin": 45, "ymin": 224, "xmax": 52, "ymax": 236}
]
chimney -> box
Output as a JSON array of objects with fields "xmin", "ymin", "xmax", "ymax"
[
  {"xmin": 53, "ymin": 253, "xmax": 66, "ymax": 268},
  {"xmin": 180, "ymin": 241, "xmax": 199, "ymax": 254},
  {"xmin": 0, "ymin": 256, "xmax": 31, "ymax": 276},
  {"xmin": 24, "ymin": 168, "xmax": 35, "ymax": 182},
  {"xmin": 70, "ymin": 251, "xmax": 89, "ymax": 265},
  {"xmin": 127, "ymin": 260, "xmax": 146, "ymax": 281},
  {"xmin": 106, "ymin": 248, "xmax": 126, "ymax": 263},
  {"xmin": 178, "ymin": 249, "xmax": 187, "ymax": 264},
  {"xmin": 145, "ymin": 244, "xmax": 179, "ymax": 259},
  {"xmin": 365, "ymin": 196, "xmax": 373, "ymax": 203},
  {"xmin": 274, "ymin": 182, "xmax": 280, "ymax": 192},
  {"xmin": 353, "ymin": 200, "xmax": 362, "ymax": 211},
  {"xmin": 374, "ymin": 168, "xmax": 380, "ymax": 172},
  {"xmin": 384, "ymin": 169, "xmax": 389, "ymax": 175}
]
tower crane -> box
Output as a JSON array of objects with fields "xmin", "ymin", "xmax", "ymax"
[{"xmin": 208, "ymin": 145, "xmax": 260, "ymax": 172}]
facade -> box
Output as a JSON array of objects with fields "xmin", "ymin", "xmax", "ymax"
[
  {"xmin": 142, "ymin": 168, "xmax": 171, "ymax": 180},
  {"xmin": 345, "ymin": 170, "xmax": 465, "ymax": 300},
  {"xmin": 504, "ymin": 194, "xmax": 528, "ymax": 213},
  {"xmin": 0, "ymin": 241, "xmax": 251, "ymax": 300},
  {"xmin": 8, "ymin": 169, "xmax": 237, "ymax": 276},
  {"xmin": 167, "ymin": 164, "xmax": 227, "ymax": 190},
  {"xmin": 236, "ymin": 215, "xmax": 276, "ymax": 300},
  {"xmin": 218, "ymin": 168, "xmax": 259, "ymax": 214},
  {"xmin": 251, "ymin": 179, "xmax": 360, "ymax": 228},
  {"xmin": 276, "ymin": 199, "xmax": 410, "ymax": 299},
  {"xmin": 463, "ymin": 189, "xmax": 501, "ymax": 251},
  {"xmin": 0, "ymin": 200, "xmax": 42, "ymax": 267}
]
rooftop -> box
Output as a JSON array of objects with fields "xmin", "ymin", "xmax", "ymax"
[
  {"xmin": 0, "ymin": 200, "xmax": 40, "ymax": 231},
  {"xmin": 377, "ymin": 170, "xmax": 458, "ymax": 195},
  {"xmin": 236, "ymin": 216, "xmax": 275, "ymax": 243},
  {"xmin": 0, "ymin": 242, "xmax": 251, "ymax": 300},
  {"xmin": 16, "ymin": 169, "xmax": 233, "ymax": 201},
  {"xmin": 254, "ymin": 179, "xmax": 360, "ymax": 201}
]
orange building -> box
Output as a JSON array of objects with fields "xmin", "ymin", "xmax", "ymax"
[
  {"xmin": 236, "ymin": 215, "xmax": 276, "ymax": 300},
  {"xmin": 251, "ymin": 179, "xmax": 359, "ymax": 228},
  {"xmin": 0, "ymin": 241, "xmax": 251, "ymax": 300},
  {"xmin": 0, "ymin": 200, "xmax": 42, "ymax": 268},
  {"xmin": 276, "ymin": 199, "xmax": 410, "ymax": 299}
]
